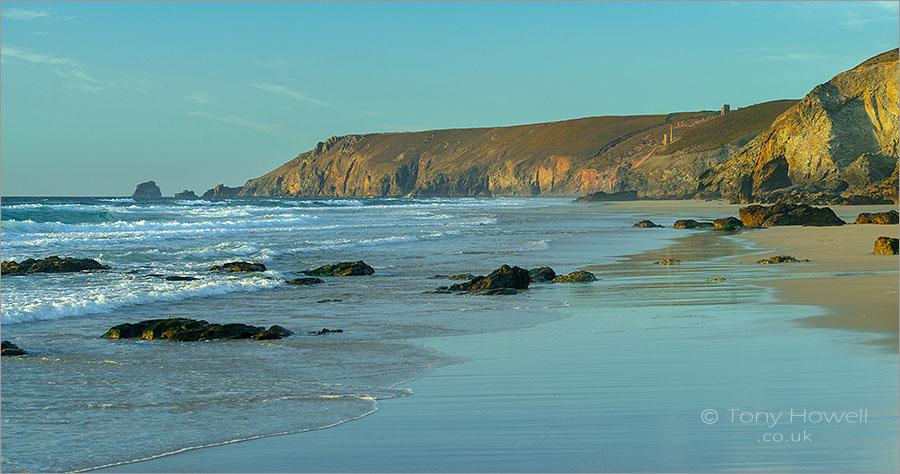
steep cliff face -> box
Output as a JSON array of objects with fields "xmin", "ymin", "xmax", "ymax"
[
  {"xmin": 240, "ymin": 112, "xmax": 716, "ymax": 197},
  {"xmin": 698, "ymin": 49, "xmax": 899, "ymax": 203}
]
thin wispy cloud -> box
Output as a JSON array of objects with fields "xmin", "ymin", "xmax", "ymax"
[
  {"xmin": 760, "ymin": 53, "xmax": 824, "ymax": 61},
  {"xmin": 247, "ymin": 82, "xmax": 329, "ymax": 106},
  {"xmin": 257, "ymin": 59, "xmax": 289, "ymax": 70},
  {"xmin": 188, "ymin": 111, "xmax": 283, "ymax": 136},
  {"xmin": 187, "ymin": 93, "xmax": 215, "ymax": 104},
  {"xmin": 3, "ymin": 8, "xmax": 50, "ymax": 21},
  {"xmin": 2, "ymin": 45, "xmax": 146, "ymax": 94}
]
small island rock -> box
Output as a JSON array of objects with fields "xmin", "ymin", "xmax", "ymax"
[
  {"xmin": 132, "ymin": 181, "xmax": 162, "ymax": 200},
  {"xmin": 2, "ymin": 341, "xmax": 27, "ymax": 356},
  {"xmin": 174, "ymin": 190, "xmax": 200, "ymax": 200}
]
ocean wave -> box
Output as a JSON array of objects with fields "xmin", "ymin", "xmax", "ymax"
[{"xmin": 1, "ymin": 276, "xmax": 282, "ymax": 325}]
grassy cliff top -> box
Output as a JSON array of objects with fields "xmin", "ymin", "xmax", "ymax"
[{"xmin": 658, "ymin": 99, "xmax": 799, "ymax": 155}]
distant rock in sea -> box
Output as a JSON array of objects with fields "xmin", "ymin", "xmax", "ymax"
[
  {"xmin": 202, "ymin": 184, "xmax": 243, "ymax": 198},
  {"xmin": 132, "ymin": 181, "xmax": 162, "ymax": 200},
  {"xmin": 174, "ymin": 190, "xmax": 200, "ymax": 199}
]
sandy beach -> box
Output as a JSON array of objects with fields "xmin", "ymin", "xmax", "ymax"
[{"xmin": 94, "ymin": 200, "xmax": 900, "ymax": 473}]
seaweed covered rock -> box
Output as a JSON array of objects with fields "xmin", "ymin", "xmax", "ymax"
[
  {"xmin": 209, "ymin": 261, "xmax": 267, "ymax": 272},
  {"xmin": 757, "ymin": 255, "xmax": 809, "ymax": 264},
  {"xmin": 856, "ymin": 210, "xmax": 899, "ymax": 224},
  {"xmin": 2, "ymin": 256, "xmax": 109, "ymax": 275},
  {"xmin": 713, "ymin": 217, "xmax": 744, "ymax": 230},
  {"xmin": 286, "ymin": 277, "xmax": 325, "ymax": 285},
  {"xmin": 874, "ymin": 237, "xmax": 899, "ymax": 255},
  {"xmin": 633, "ymin": 220, "xmax": 664, "ymax": 228},
  {"xmin": 2, "ymin": 341, "xmax": 27, "ymax": 356},
  {"xmin": 552, "ymin": 270, "xmax": 597, "ymax": 283},
  {"xmin": 528, "ymin": 267, "xmax": 557, "ymax": 282},
  {"xmin": 101, "ymin": 318, "xmax": 293, "ymax": 341},
  {"xmin": 448, "ymin": 265, "xmax": 530, "ymax": 292},
  {"xmin": 739, "ymin": 203, "xmax": 845, "ymax": 227},
  {"xmin": 304, "ymin": 261, "xmax": 374, "ymax": 276},
  {"xmin": 673, "ymin": 219, "xmax": 714, "ymax": 229}
]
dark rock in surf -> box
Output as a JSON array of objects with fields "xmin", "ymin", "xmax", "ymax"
[
  {"xmin": 552, "ymin": 270, "xmax": 597, "ymax": 283},
  {"xmin": 528, "ymin": 267, "xmax": 557, "ymax": 282},
  {"xmin": 165, "ymin": 276, "xmax": 199, "ymax": 281},
  {"xmin": 308, "ymin": 328, "xmax": 343, "ymax": 335},
  {"xmin": 304, "ymin": 261, "xmax": 374, "ymax": 276},
  {"xmin": 447, "ymin": 265, "xmax": 530, "ymax": 292},
  {"xmin": 101, "ymin": 318, "xmax": 293, "ymax": 341},
  {"xmin": 2, "ymin": 341, "xmax": 27, "ymax": 356},
  {"xmin": 209, "ymin": 261, "xmax": 267, "ymax": 272},
  {"xmin": 287, "ymin": 277, "xmax": 325, "ymax": 285},
  {"xmin": 174, "ymin": 190, "xmax": 200, "ymax": 200},
  {"xmin": 1, "ymin": 256, "xmax": 109, "ymax": 275}
]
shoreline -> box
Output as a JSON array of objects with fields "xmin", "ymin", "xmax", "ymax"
[{"xmin": 91, "ymin": 200, "xmax": 900, "ymax": 472}]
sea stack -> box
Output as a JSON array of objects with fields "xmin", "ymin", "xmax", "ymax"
[{"xmin": 132, "ymin": 181, "xmax": 162, "ymax": 200}]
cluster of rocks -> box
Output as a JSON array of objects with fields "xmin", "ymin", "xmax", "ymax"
[
  {"xmin": 757, "ymin": 255, "xmax": 809, "ymax": 264},
  {"xmin": 433, "ymin": 265, "xmax": 597, "ymax": 295},
  {"xmin": 131, "ymin": 180, "xmax": 245, "ymax": 200},
  {"xmin": 101, "ymin": 318, "xmax": 293, "ymax": 342}
]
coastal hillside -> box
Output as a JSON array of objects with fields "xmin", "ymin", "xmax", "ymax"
[
  {"xmin": 622, "ymin": 100, "xmax": 799, "ymax": 198},
  {"xmin": 697, "ymin": 49, "xmax": 899, "ymax": 204},
  {"xmin": 239, "ymin": 111, "xmax": 720, "ymax": 197}
]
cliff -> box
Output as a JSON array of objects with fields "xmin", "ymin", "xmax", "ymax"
[
  {"xmin": 240, "ymin": 112, "xmax": 718, "ymax": 197},
  {"xmin": 698, "ymin": 49, "xmax": 899, "ymax": 204}
]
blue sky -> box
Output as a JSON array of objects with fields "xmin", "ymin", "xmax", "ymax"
[{"xmin": 1, "ymin": 1, "xmax": 898, "ymax": 196}]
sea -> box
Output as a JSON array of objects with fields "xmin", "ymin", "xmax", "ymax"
[{"xmin": 1, "ymin": 197, "xmax": 897, "ymax": 472}]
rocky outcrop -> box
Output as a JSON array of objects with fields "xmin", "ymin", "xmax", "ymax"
[
  {"xmin": 174, "ymin": 190, "xmax": 199, "ymax": 199},
  {"xmin": 447, "ymin": 265, "xmax": 530, "ymax": 292},
  {"xmin": 287, "ymin": 277, "xmax": 325, "ymax": 285},
  {"xmin": 209, "ymin": 261, "xmax": 267, "ymax": 272},
  {"xmin": 102, "ymin": 318, "xmax": 292, "ymax": 341},
  {"xmin": 2, "ymin": 341, "xmax": 27, "ymax": 356},
  {"xmin": 202, "ymin": 184, "xmax": 243, "ymax": 199},
  {"xmin": 2, "ymin": 256, "xmax": 109, "ymax": 275},
  {"xmin": 856, "ymin": 210, "xmax": 899, "ymax": 224},
  {"xmin": 698, "ymin": 49, "xmax": 899, "ymax": 203},
  {"xmin": 758, "ymin": 255, "xmax": 809, "ymax": 264},
  {"xmin": 874, "ymin": 237, "xmax": 899, "ymax": 255},
  {"xmin": 528, "ymin": 267, "xmax": 557, "ymax": 282},
  {"xmin": 713, "ymin": 217, "xmax": 744, "ymax": 230},
  {"xmin": 739, "ymin": 203, "xmax": 845, "ymax": 227},
  {"xmin": 633, "ymin": 220, "xmax": 664, "ymax": 228},
  {"xmin": 673, "ymin": 219, "xmax": 714, "ymax": 229},
  {"xmin": 552, "ymin": 270, "xmax": 597, "ymax": 283},
  {"xmin": 304, "ymin": 261, "xmax": 374, "ymax": 276},
  {"xmin": 132, "ymin": 181, "xmax": 162, "ymax": 200}
]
